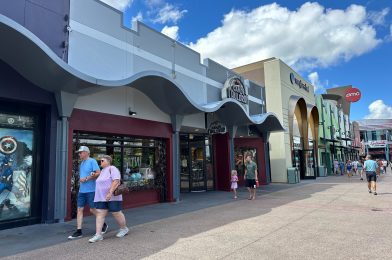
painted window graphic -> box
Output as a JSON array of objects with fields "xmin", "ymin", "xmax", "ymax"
[{"xmin": 0, "ymin": 114, "xmax": 34, "ymax": 222}]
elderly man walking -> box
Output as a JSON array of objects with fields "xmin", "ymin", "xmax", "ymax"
[{"xmin": 68, "ymin": 146, "xmax": 106, "ymax": 239}]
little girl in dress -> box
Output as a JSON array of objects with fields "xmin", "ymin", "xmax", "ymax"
[{"xmin": 231, "ymin": 170, "xmax": 239, "ymax": 199}]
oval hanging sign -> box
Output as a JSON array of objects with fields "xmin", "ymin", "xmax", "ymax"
[{"xmin": 345, "ymin": 87, "xmax": 361, "ymax": 102}]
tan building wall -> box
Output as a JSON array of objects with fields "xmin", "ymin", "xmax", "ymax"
[{"xmin": 234, "ymin": 58, "xmax": 316, "ymax": 182}]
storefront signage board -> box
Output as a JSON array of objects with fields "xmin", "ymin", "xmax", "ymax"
[
  {"xmin": 222, "ymin": 77, "xmax": 248, "ymax": 104},
  {"xmin": 367, "ymin": 140, "xmax": 388, "ymax": 148},
  {"xmin": 208, "ymin": 121, "xmax": 227, "ymax": 135},
  {"xmin": 345, "ymin": 87, "xmax": 361, "ymax": 102}
]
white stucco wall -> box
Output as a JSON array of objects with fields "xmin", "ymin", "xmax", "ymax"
[{"xmin": 74, "ymin": 87, "xmax": 171, "ymax": 123}]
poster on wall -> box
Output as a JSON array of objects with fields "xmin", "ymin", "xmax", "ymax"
[{"xmin": 0, "ymin": 128, "xmax": 33, "ymax": 222}]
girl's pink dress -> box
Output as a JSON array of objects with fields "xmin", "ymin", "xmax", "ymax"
[{"xmin": 231, "ymin": 175, "xmax": 238, "ymax": 189}]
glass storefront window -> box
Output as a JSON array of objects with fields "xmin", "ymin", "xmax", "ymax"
[
  {"xmin": 0, "ymin": 113, "xmax": 35, "ymax": 222},
  {"xmin": 72, "ymin": 132, "xmax": 166, "ymax": 218}
]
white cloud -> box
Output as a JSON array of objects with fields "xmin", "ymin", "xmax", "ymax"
[
  {"xmin": 368, "ymin": 8, "xmax": 390, "ymax": 25},
  {"xmin": 99, "ymin": 0, "xmax": 133, "ymax": 11},
  {"xmin": 189, "ymin": 2, "xmax": 382, "ymax": 70},
  {"xmin": 161, "ymin": 25, "xmax": 179, "ymax": 40},
  {"xmin": 153, "ymin": 3, "xmax": 187, "ymax": 24},
  {"xmin": 132, "ymin": 12, "xmax": 143, "ymax": 23},
  {"xmin": 365, "ymin": 100, "xmax": 392, "ymax": 119},
  {"xmin": 307, "ymin": 71, "xmax": 326, "ymax": 93},
  {"xmin": 388, "ymin": 24, "xmax": 392, "ymax": 41},
  {"xmin": 144, "ymin": 0, "xmax": 163, "ymax": 8}
]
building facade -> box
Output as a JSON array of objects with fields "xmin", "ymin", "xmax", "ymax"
[
  {"xmin": 356, "ymin": 119, "xmax": 392, "ymax": 161},
  {"xmin": 316, "ymin": 89, "xmax": 360, "ymax": 175},
  {"xmin": 0, "ymin": 0, "xmax": 284, "ymax": 229},
  {"xmin": 234, "ymin": 59, "xmax": 319, "ymax": 183}
]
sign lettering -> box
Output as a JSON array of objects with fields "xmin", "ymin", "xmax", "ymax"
[
  {"xmin": 222, "ymin": 77, "xmax": 248, "ymax": 104},
  {"xmin": 290, "ymin": 73, "xmax": 309, "ymax": 92}
]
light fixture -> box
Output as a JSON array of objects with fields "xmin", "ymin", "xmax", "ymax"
[
  {"xmin": 128, "ymin": 108, "xmax": 137, "ymax": 116},
  {"xmin": 195, "ymin": 129, "xmax": 199, "ymax": 132}
]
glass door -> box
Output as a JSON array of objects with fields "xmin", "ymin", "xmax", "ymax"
[
  {"xmin": 302, "ymin": 150, "xmax": 316, "ymax": 179},
  {"xmin": 189, "ymin": 141, "xmax": 206, "ymax": 192},
  {"xmin": 180, "ymin": 134, "xmax": 210, "ymax": 192}
]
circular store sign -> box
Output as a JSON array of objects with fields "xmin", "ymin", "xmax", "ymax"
[
  {"xmin": 345, "ymin": 87, "xmax": 361, "ymax": 102},
  {"xmin": 0, "ymin": 136, "xmax": 18, "ymax": 154}
]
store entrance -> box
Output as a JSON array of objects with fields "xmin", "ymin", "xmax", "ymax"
[
  {"xmin": 293, "ymin": 149, "xmax": 316, "ymax": 180},
  {"xmin": 296, "ymin": 150, "xmax": 316, "ymax": 179},
  {"xmin": 180, "ymin": 134, "xmax": 213, "ymax": 192}
]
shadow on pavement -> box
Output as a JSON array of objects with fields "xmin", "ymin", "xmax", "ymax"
[{"xmin": 0, "ymin": 177, "xmax": 351, "ymax": 258}]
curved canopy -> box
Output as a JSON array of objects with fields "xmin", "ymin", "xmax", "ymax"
[{"xmin": 0, "ymin": 14, "xmax": 285, "ymax": 133}]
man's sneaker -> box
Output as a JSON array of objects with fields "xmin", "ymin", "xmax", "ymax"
[
  {"xmin": 368, "ymin": 190, "xmax": 372, "ymax": 193},
  {"xmin": 68, "ymin": 230, "xmax": 82, "ymax": 239},
  {"xmin": 116, "ymin": 227, "xmax": 129, "ymax": 238},
  {"xmin": 374, "ymin": 192, "xmax": 378, "ymax": 195},
  {"xmin": 360, "ymin": 178, "xmax": 363, "ymax": 181},
  {"xmin": 89, "ymin": 234, "xmax": 103, "ymax": 243},
  {"xmin": 102, "ymin": 223, "xmax": 109, "ymax": 234}
]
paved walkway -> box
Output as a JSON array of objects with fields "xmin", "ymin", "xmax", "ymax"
[{"xmin": 2, "ymin": 168, "xmax": 392, "ymax": 259}]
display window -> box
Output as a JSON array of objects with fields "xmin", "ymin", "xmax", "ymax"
[
  {"xmin": 0, "ymin": 113, "xmax": 35, "ymax": 222},
  {"xmin": 72, "ymin": 132, "xmax": 167, "ymax": 218}
]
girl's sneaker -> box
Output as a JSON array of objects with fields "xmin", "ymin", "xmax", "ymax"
[
  {"xmin": 116, "ymin": 227, "xmax": 129, "ymax": 238},
  {"xmin": 89, "ymin": 234, "xmax": 103, "ymax": 243}
]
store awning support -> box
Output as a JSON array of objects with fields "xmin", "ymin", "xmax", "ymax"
[
  {"xmin": 228, "ymin": 125, "xmax": 238, "ymax": 170},
  {"xmin": 171, "ymin": 114, "xmax": 183, "ymax": 202}
]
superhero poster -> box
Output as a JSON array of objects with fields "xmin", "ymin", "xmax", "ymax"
[{"xmin": 0, "ymin": 128, "xmax": 33, "ymax": 222}]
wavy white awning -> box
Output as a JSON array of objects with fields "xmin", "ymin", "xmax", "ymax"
[{"xmin": 0, "ymin": 14, "xmax": 285, "ymax": 133}]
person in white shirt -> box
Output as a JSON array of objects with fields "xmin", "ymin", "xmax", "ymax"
[{"xmin": 352, "ymin": 160, "xmax": 358, "ymax": 175}]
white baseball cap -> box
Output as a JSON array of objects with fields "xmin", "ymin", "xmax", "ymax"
[{"xmin": 76, "ymin": 146, "xmax": 90, "ymax": 153}]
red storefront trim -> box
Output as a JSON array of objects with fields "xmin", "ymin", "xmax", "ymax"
[
  {"xmin": 66, "ymin": 109, "xmax": 173, "ymax": 220},
  {"xmin": 234, "ymin": 137, "xmax": 267, "ymax": 185}
]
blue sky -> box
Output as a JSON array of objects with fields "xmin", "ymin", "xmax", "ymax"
[{"xmin": 101, "ymin": 0, "xmax": 392, "ymax": 120}]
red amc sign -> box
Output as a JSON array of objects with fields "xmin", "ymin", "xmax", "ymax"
[{"xmin": 345, "ymin": 87, "xmax": 361, "ymax": 102}]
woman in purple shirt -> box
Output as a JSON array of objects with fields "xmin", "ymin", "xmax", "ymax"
[{"xmin": 89, "ymin": 155, "xmax": 129, "ymax": 243}]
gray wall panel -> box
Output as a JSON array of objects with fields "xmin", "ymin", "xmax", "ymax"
[
  {"xmin": 70, "ymin": 0, "xmax": 126, "ymax": 40},
  {"xmin": 249, "ymin": 102, "xmax": 262, "ymax": 115},
  {"xmin": 0, "ymin": 0, "xmax": 26, "ymax": 23},
  {"xmin": 68, "ymin": 31, "xmax": 128, "ymax": 80},
  {"xmin": 0, "ymin": 0, "xmax": 69, "ymax": 60},
  {"xmin": 207, "ymin": 85, "xmax": 221, "ymax": 103}
]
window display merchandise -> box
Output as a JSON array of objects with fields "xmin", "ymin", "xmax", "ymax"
[{"xmin": 0, "ymin": 114, "xmax": 34, "ymax": 222}]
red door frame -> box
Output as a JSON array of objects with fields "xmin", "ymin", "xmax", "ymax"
[{"xmin": 234, "ymin": 137, "xmax": 267, "ymax": 185}]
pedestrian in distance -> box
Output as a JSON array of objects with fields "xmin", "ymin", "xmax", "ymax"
[
  {"xmin": 376, "ymin": 159, "xmax": 383, "ymax": 176},
  {"xmin": 346, "ymin": 160, "xmax": 352, "ymax": 179},
  {"xmin": 244, "ymin": 154, "xmax": 258, "ymax": 200},
  {"xmin": 68, "ymin": 146, "xmax": 107, "ymax": 239},
  {"xmin": 382, "ymin": 159, "xmax": 387, "ymax": 174},
  {"xmin": 357, "ymin": 159, "xmax": 364, "ymax": 181},
  {"xmin": 364, "ymin": 154, "xmax": 379, "ymax": 196},
  {"xmin": 333, "ymin": 159, "xmax": 339, "ymax": 175},
  {"xmin": 230, "ymin": 170, "xmax": 239, "ymax": 199},
  {"xmin": 352, "ymin": 160, "xmax": 358, "ymax": 175},
  {"xmin": 89, "ymin": 155, "xmax": 129, "ymax": 243},
  {"xmin": 339, "ymin": 161, "xmax": 345, "ymax": 176}
]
